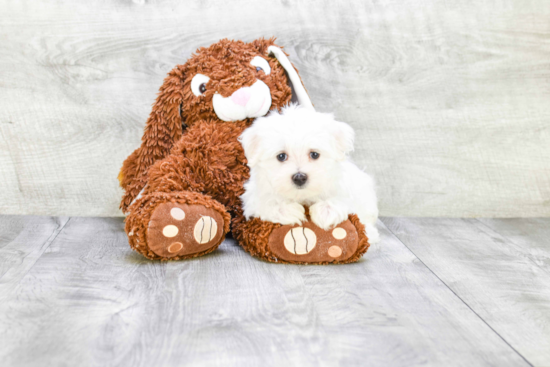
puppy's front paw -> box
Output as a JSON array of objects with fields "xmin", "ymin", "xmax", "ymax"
[
  {"xmin": 365, "ymin": 224, "xmax": 380, "ymax": 244},
  {"xmin": 309, "ymin": 201, "xmax": 348, "ymax": 230},
  {"xmin": 270, "ymin": 202, "xmax": 306, "ymax": 226}
]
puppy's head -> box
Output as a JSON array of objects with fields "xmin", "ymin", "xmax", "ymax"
[{"xmin": 240, "ymin": 105, "xmax": 355, "ymax": 201}]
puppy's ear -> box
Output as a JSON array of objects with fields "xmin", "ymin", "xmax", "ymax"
[
  {"xmin": 119, "ymin": 66, "xmax": 186, "ymax": 211},
  {"xmin": 332, "ymin": 120, "xmax": 355, "ymax": 160},
  {"xmin": 239, "ymin": 125, "xmax": 262, "ymax": 168}
]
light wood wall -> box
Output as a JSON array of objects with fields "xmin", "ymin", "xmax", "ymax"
[{"xmin": 1, "ymin": 0, "xmax": 549, "ymax": 217}]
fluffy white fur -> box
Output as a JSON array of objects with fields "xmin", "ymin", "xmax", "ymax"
[{"xmin": 239, "ymin": 104, "xmax": 380, "ymax": 243}]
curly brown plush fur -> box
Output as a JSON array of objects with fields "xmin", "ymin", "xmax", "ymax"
[
  {"xmin": 119, "ymin": 38, "xmax": 292, "ymax": 210},
  {"xmin": 120, "ymin": 38, "xmax": 370, "ymax": 264}
]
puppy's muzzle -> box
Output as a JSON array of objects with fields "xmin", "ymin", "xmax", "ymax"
[{"xmin": 292, "ymin": 172, "xmax": 308, "ymax": 187}]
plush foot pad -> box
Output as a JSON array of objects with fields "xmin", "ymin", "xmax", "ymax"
[
  {"xmin": 147, "ymin": 202, "xmax": 224, "ymax": 258},
  {"xmin": 268, "ymin": 219, "xmax": 359, "ymax": 263}
]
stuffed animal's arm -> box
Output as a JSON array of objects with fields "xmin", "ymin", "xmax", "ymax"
[
  {"xmin": 118, "ymin": 147, "xmax": 140, "ymax": 189},
  {"xmin": 119, "ymin": 147, "xmax": 150, "ymax": 212}
]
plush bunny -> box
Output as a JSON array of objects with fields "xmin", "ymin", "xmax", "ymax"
[{"xmin": 119, "ymin": 38, "xmax": 370, "ymax": 264}]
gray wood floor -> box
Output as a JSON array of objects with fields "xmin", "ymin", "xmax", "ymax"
[{"xmin": 0, "ymin": 216, "xmax": 548, "ymax": 367}]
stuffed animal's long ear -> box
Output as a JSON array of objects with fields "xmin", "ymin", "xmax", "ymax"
[
  {"xmin": 267, "ymin": 46, "xmax": 314, "ymax": 110},
  {"xmin": 250, "ymin": 38, "xmax": 312, "ymax": 108},
  {"xmin": 119, "ymin": 67, "xmax": 185, "ymax": 211}
]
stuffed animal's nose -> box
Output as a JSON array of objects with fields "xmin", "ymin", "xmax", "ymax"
[
  {"xmin": 292, "ymin": 172, "xmax": 308, "ymax": 187},
  {"xmin": 231, "ymin": 88, "xmax": 252, "ymax": 106}
]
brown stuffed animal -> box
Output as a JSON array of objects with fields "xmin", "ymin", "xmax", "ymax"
[{"xmin": 119, "ymin": 38, "xmax": 370, "ymax": 264}]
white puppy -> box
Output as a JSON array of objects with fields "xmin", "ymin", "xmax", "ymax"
[{"xmin": 239, "ymin": 104, "xmax": 380, "ymax": 243}]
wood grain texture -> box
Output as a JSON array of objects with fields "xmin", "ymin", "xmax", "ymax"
[
  {"xmin": 0, "ymin": 0, "xmax": 549, "ymax": 217},
  {"xmin": 382, "ymin": 217, "xmax": 550, "ymax": 367},
  {"xmin": 477, "ymin": 218, "xmax": 550, "ymax": 271},
  {"xmin": 0, "ymin": 216, "xmax": 530, "ymax": 367},
  {"xmin": 0, "ymin": 214, "xmax": 69, "ymax": 287}
]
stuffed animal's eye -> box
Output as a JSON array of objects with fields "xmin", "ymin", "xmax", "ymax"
[
  {"xmin": 250, "ymin": 56, "xmax": 271, "ymax": 75},
  {"xmin": 277, "ymin": 153, "xmax": 288, "ymax": 162},
  {"xmin": 191, "ymin": 74, "xmax": 210, "ymax": 96},
  {"xmin": 310, "ymin": 152, "xmax": 320, "ymax": 160}
]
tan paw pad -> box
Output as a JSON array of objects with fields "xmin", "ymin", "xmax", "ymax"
[
  {"xmin": 194, "ymin": 216, "xmax": 218, "ymax": 244},
  {"xmin": 332, "ymin": 227, "xmax": 347, "ymax": 240},
  {"xmin": 163, "ymin": 225, "xmax": 179, "ymax": 238},
  {"xmin": 328, "ymin": 245, "xmax": 343, "ymax": 258},
  {"xmin": 284, "ymin": 227, "xmax": 317, "ymax": 255},
  {"xmin": 170, "ymin": 207, "xmax": 185, "ymax": 220},
  {"xmin": 168, "ymin": 242, "xmax": 183, "ymax": 253}
]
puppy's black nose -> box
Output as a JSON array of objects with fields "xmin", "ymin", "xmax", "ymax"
[{"xmin": 292, "ymin": 172, "xmax": 308, "ymax": 187}]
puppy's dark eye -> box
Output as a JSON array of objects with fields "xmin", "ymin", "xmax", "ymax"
[
  {"xmin": 199, "ymin": 83, "xmax": 207, "ymax": 94},
  {"xmin": 256, "ymin": 66, "xmax": 263, "ymax": 72},
  {"xmin": 277, "ymin": 153, "xmax": 288, "ymax": 162},
  {"xmin": 310, "ymin": 152, "xmax": 320, "ymax": 160}
]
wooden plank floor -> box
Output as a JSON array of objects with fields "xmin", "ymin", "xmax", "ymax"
[{"xmin": 0, "ymin": 216, "xmax": 548, "ymax": 367}]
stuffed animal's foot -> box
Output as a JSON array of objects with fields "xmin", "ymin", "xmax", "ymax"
[
  {"xmin": 146, "ymin": 202, "xmax": 224, "ymax": 258},
  {"xmin": 125, "ymin": 192, "xmax": 230, "ymax": 260},
  {"xmin": 266, "ymin": 217, "xmax": 366, "ymax": 264},
  {"xmin": 233, "ymin": 211, "xmax": 370, "ymax": 264}
]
